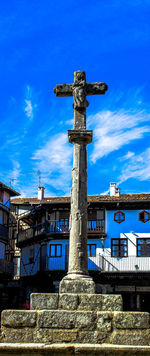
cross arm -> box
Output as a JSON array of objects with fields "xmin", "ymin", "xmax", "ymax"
[
  {"xmin": 86, "ymin": 82, "xmax": 108, "ymax": 95},
  {"xmin": 53, "ymin": 84, "xmax": 73, "ymax": 97}
]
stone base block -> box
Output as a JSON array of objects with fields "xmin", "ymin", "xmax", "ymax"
[
  {"xmin": 31, "ymin": 294, "xmax": 58, "ymax": 310},
  {"xmin": 2, "ymin": 327, "xmax": 34, "ymax": 343},
  {"xmin": 59, "ymin": 276, "xmax": 95, "ymax": 294},
  {"xmin": 30, "ymin": 293, "xmax": 123, "ymax": 312},
  {"xmin": 109, "ymin": 330, "xmax": 150, "ymax": 346},
  {"xmin": 114, "ymin": 312, "xmax": 150, "ymax": 329}
]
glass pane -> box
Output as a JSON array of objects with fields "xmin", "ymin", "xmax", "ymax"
[
  {"xmin": 91, "ymin": 245, "xmax": 96, "ymax": 257},
  {"xmin": 56, "ymin": 245, "xmax": 61, "ymax": 257},
  {"xmin": 87, "ymin": 245, "xmax": 90, "ymax": 256},
  {"xmin": 50, "ymin": 245, "xmax": 55, "ymax": 257},
  {"xmin": 112, "ymin": 240, "xmax": 119, "ymax": 245}
]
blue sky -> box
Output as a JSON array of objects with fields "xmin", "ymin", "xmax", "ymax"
[{"xmin": 0, "ymin": 0, "xmax": 150, "ymax": 197}]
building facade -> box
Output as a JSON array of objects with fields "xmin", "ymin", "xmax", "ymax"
[
  {"xmin": 0, "ymin": 181, "xmax": 20, "ymax": 314},
  {"xmin": 11, "ymin": 184, "xmax": 150, "ymax": 311}
]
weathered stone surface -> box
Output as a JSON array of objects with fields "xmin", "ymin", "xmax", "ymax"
[
  {"xmin": 33, "ymin": 329, "xmax": 53, "ymax": 343},
  {"xmin": 1, "ymin": 327, "xmax": 34, "ymax": 343},
  {"xmin": 77, "ymin": 331, "xmax": 97, "ymax": 343},
  {"xmin": 75, "ymin": 311, "xmax": 96, "ymax": 330},
  {"xmin": 109, "ymin": 329, "xmax": 150, "ymax": 345},
  {"xmin": 53, "ymin": 330, "xmax": 77, "ymax": 343},
  {"xmin": 0, "ymin": 330, "xmax": 4, "ymax": 343},
  {"xmin": 59, "ymin": 294, "xmax": 78, "ymax": 310},
  {"xmin": 38, "ymin": 310, "xmax": 75, "ymax": 329},
  {"xmin": 78, "ymin": 294, "xmax": 102, "ymax": 311},
  {"xmin": 97, "ymin": 312, "xmax": 112, "ymax": 332},
  {"xmin": 1, "ymin": 343, "xmax": 150, "ymax": 355},
  {"xmin": 31, "ymin": 293, "xmax": 58, "ymax": 310},
  {"xmin": 59, "ymin": 277, "xmax": 95, "ymax": 294},
  {"xmin": 1, "ymin": 310, "xmax": 37, "ymax": 327},
  {"xmin": 102, "ymin": 295, "xmax": 122, "ymax": 311},
  {"xmin": 114, "ymin": 312, "xmax": 150, "ymax": 329}
]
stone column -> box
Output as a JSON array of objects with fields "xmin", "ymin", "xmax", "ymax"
[{"xmin": 59, "ymin": 74, "xmax": 95, "ymax": 294}]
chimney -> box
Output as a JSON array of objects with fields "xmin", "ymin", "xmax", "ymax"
[
  {"xmin": 110, "ymin": 183, "xmax": 120, "ymax": 197},
  {"xmin": 38, "ymin": 186, "xmax": 45, "ymax": 200}
]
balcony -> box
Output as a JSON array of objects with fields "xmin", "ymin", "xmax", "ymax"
[
  {"xmin": 0, "ymin": 259, "xmax": 14, "ymax": 276},
  {"xmin": 17, "ymin": 219, "xmax": 105, "ymax": 245},
  {"xmin": 89, "ymin": 254, "xmax": 150, "ymax": 272},
  {"xmin": 0, "ymin": 224, "xmax": 8, "ymax": 243}
]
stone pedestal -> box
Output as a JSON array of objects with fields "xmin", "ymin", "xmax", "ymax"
[
  {"xmin": 1, "ymin": 293, "xmax": 150, "ymax": 346},
  {"xmin": 59, "ymin": 275, "xmax": 95, "ymax": 294}
]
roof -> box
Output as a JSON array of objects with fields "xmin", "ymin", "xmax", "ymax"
[
  {"xmin": 11, "ymin": 193, "xmax": 150, "ymax": 204},
  {"xmin": 0, "ymin": 181, "xmax": 20, "ymax": 197}
]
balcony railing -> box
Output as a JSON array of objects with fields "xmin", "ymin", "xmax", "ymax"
[
  {"xmin": 89, "ymin": 254, "xmax": 150, "ymax": 272},
  {"xmin": 0, "ymin": 224, "xmax": 8, "ymax": 242},
  {"xmin": 0, "ymin": 259, "xmax": 14, "ymax": 275},
  {"xmin": 17, "ymin": 219, "xmax": 105, "ymax": 244}
]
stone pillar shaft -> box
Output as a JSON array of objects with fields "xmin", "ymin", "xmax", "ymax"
[{"xmin": 68, "ymin": 141, "xmax": 88, "ymax": 275}]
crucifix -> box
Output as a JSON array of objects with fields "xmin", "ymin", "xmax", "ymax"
[
  {"xmin": 54, "ymin": 71, "xmax": 108, "ymax": 294},
  {"xmin": 54, "ymin": 71, "xmax": 108, "ymax": 130}
]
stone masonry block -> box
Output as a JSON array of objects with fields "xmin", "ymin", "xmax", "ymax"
[
  {"xmin": 75, "ymin": 311, "xmax": 96, "ymax": 330},
  {"xmin": 108, "ymin": 329, "xmax": 150, "ymax": 345},
  {"xmin": 101, "ymin": 295, "xmax": 122, "ymax": 311},
  {"xmin": 78, "ymin": 294, "xmax": 102, "ymax": 311},
  {"xmin": 37, "ymin": 310, "xmax": 75, "ymax": 329},
  {"xmin": 114, "ymin": 312, "xmax": 150, "ymax": 329},
  {"xmin": 31, "ymin": 293, "xmax": 58, "ymax": 310},
  {"xmin": 59, "ymin": 277, "xmax": 95, "ymax": 294},
  {"xmin": 97, "ymin": 312, "xmax": 113, "ymax": 332},
  {"xmin": 33, "ymin": 328, "xmax": 53, "ymax": 343},
  {"xmin": 53, "ymin": 329, "xmax": 78, "ymax": 343},
  {"xmin": 1, "ymin": 310, "xmax": 37, "ymax": 327},
  {"xmin": 2, "ymin": 327, "xmax": 34, "ymax": 343},
  {"xmin": 59, "ymin": 294, "xmax": 78, "ymax": 310},
  {"xmin": 77, "ymin": 331, "xmax": 97, "ymax": 343}
]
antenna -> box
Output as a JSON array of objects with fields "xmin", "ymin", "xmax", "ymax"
[{"xmin": 29, "ymin": 170, "xmax": 46, "ymax": 187}]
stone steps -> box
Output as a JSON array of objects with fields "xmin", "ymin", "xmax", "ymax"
[
  {"xmin": 31, "ymin": 293, "xmax": 122, "ymax": 311},
  {"xmin": 0, "ymin": 293, "xmax": 150, "ymax": 345}
]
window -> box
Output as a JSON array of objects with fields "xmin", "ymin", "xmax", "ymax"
[
  {"xmin": 111, "ymin": 239, "xmax": 128, "ymax": 257},
  {"xmin": 139, "ymin": 210, "xmax": 150, "ymax": 223},
  {"xmin": 50, "ymin": 244, "xmax": 62, "ymax": 257},
  {"xmin": 137, "ymin": 238, "xmax": 150, "ymax": 256},
  {"xmin": 29, "ymin": 248, "xmax": 34, "ymax": 264},
  {"xmin": 114, "ymin": 211, "xmax": 125, "ymax": 224},
  {"xmin": 87, "ymin": 244, "xmax": 96, "ymax": 257}
]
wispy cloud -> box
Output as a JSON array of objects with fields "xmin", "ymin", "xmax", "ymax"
[
  {"xmin": 119, "ymin": 148, "xmax": 150, "ymax": 184},
  {"xmin": 88, "ymin": 110, "xmax": 150, "ymax": 163},
  {"xmin": 119, "ymin": 151, "xmax": 135, "ymax": 161},
  {"xmin": 8, "ymin": 160, "xmax": 21, "ymax": 188},
  {"xmin": 24, "ymin": 85, "xmax": 37, "ymax": 120},
  {"xmin": 32, "ymin": 133, "xmax": 72, "ymax": 195}
]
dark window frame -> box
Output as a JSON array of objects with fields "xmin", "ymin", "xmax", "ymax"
[
  {"xmin": 114, "ymin": 211, "xmax": 125, "ymax": 224},
  {"xmin": 87, "ymin": 244, "xmax": 96, "ymax": 257},
  {"xmin": 139, "ymin": 210, "xmax": 150, "ymax": 223},
  {"xmin": 137, "ymin": 238, "xmax": 150, "ymax": 257},
  {"xmin": 50, "ymin": 244, "xmax": 62, "ymax": 257},
  {"xmin": 111, "ymin": 238, "xmax": 128, "ymax": 257}
]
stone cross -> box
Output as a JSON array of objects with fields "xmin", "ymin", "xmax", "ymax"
[
  {"xmin": 54, "ymin": 71, "xmax": 108, "ymax": 294},
  {"xmin": 54, "ymin": 71, "xmax": 108, "ymax": 130}
]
